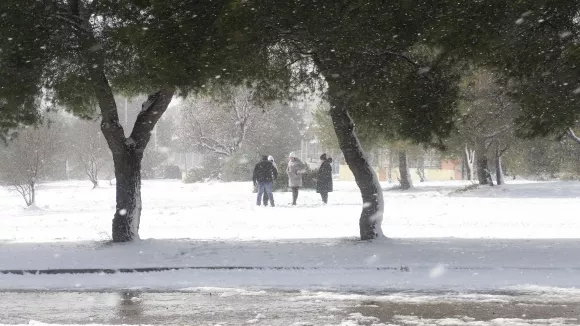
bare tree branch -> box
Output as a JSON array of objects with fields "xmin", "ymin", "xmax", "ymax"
[
  {"xmin": 176, "ymin": 87, "xmax": 257, "ymax": 157},
  {"xmin": 131, "ymin": 87, "xmax": 176, "ymax": 151}
]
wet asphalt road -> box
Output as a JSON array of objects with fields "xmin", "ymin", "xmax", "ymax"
[{"xmin": 1, "ymin": 290, "xmax": 580, "ymax": 325}]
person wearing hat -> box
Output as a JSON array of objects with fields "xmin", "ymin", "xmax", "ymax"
[
  {"xmin": 316, "ymin": 153, "xmax": 333, "ymax": 204},
  {"xmin": 262, "ymin": 155, "xmax": 277, "ymax": 206},
  {"xmin": 287, "ymin": 152, "xmax": 306, "ymax": 205},
  {"xmin": 253, "ymin": 155, "xmax": 278, "ymax": 207}
]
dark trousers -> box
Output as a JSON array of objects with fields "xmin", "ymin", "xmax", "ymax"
[
  {"xmin": 320, "ymin": 192, "xmax": 328, "ymax": 204},
  {"xmin": 291, "ymin": 187, "xmax": 299, "ymax": 205}
]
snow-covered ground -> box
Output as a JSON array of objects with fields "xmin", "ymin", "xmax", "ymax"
[
  {"xmin": 3, "ymin": 179, "xmax": 580, "ymax": 242},
  {"xmin": 1, "ymin": 179, "xmax": 580, "ymax": 294}
]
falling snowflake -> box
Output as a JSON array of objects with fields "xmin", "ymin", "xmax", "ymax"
[
  {"xmin": 418, "ymin": 67, "xmax": 431, "ymax": 74},
  {"xmin": 429, "ymin": 263, "xmax": 446, "ymax": 278}
]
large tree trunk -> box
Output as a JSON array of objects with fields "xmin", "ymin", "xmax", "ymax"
[
  {"xmin": 75, "ymin": 6, "xmax": 175, "ymax": 241},
  {"xmin": 399, "ymin": 150, "xmax": 412, "ymax": 190},
  {"xmin": 72, "ymin": 2, "xmax": 174, "ymax": 242},
  {"xmin": 328, "ymin": 95, "xmax": 384, "ymax": 240},
  {"xmin": 315, "ymin": 52, "xmax": 384, "ymax": 240},
  {"xmin": 111, "ymin": 149, "xmax": 143, "ymax": 242},
  {"xmin": 104, "ymin": 89, "xmax": 174, "ymax": 242},
  {"xmin": 475, "ymin": 139, "xmax": 493, "ymax": 186},
  {"xmin": 495, "ymin": 147, "xmax": 505, "ymax": 186},
  {"xmin": 83, "ymin": 44, "xmax": 173, "ymax": 241}
]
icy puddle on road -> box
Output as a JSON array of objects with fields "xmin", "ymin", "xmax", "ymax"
[
  {"xmin": 1, "ymin": 290, "xmax": 579, "ymax": 325},
  {"xmin": 348, "ymin": 299, "xmax": 580, "ymax": 325}
]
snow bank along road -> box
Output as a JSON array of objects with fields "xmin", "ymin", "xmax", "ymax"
[{"xmin": 1, "ymin": 180, "xmax": 580, "ymax": 293}]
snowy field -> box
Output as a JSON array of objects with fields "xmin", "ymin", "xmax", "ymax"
[
  {"xmin": 3, "ymin": 179, "xmax": 580, "ymax": 242},
  {"xmin": 1, "ymin": 179, "xmax": 580, "ymax": 294}
]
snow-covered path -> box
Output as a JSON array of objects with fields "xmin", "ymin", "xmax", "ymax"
[{"xmin": 2, "ymin": 238, "xmax": 580, "ymax": 292}]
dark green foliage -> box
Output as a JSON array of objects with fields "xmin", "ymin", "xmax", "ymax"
[
  {"xmin": 302, "ymin": 168, "xmax": 318, "ymax": 190},
  {"xmin": 3, "ymin": 0, "xmax": 579, "ymax": 157},
  {"xmin": 244, "ymin": 0, "xmax": 476, "ymax": 146},
  {"xmin": 0, "ymin": 0, "xmax": 51, "ymax": 140},
  {"xmin": 475, "ymin": 1, "xmax": 580, "ymax": 137},
  {"xmin": 0, "ymin": 0, "xmax": 293, "ymax": 137}
]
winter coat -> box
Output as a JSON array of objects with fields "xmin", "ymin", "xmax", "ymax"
[
  {"xmin": 253, "ymin": 159, "xmax": 278, "ymax": 183},
  {"xmin": 287, "ymin": 158, "xmax": 305, "ymax": 187},
  {"xmin": 316, "ymin": 159, "xmax": 333, "ymax": 193}
]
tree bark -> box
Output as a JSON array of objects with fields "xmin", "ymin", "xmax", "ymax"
[
  {"xmin": 328, "ymin": 93, "xmax": 384, "ymax": 240},
  {"xmin": 31, "ymin": 184, "xmax": 35, "ymax": 206},
  {"xmin": 495, "ymin": 146, "xmax": 505, "ymax": 185},
  {"xmin": 416, "ymin": 154, "xmax": 426, "ymax": 182},
  {"xmin": 387, "ymin": 149, "xmax": 393, "ymax": 183},
  {"xmin": 111, "ymin": 149, "xmax": 143, "ymax": 242},
  {"xmin": 464, "ymin": 145, "xmax": 475, "ymax": 181},
  {"xmin": 475, "ymin": 139, "xmax": 493, "ymax": 186},
  {"xmin": 399, "ymin": 150, "xmax": 412, "ymax": 189},
  {"xmin": 461, "ymin": 156, "xmax": 466, "ymax": 180}
]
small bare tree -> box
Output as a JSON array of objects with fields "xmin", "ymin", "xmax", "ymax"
[
  {"xmin": 176, "ymin": 86, "xmax": 257, "ymax": 156},
  {"xmin": 68, "ymin": 119, "xmax": 111, "ymax": 188},
  {"xmin": 0, "ymin": 125, "xmax": 60, "ymax": 206}
]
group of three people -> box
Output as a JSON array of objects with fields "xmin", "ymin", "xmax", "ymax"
[{"xmin": 252, "ymin": 152, "xmax": 333, "ymax": 207}]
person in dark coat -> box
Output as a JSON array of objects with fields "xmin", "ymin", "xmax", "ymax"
[
  {"xmin": 262, "ymin": 155, "xmax": 277, "ymax": 206},
  {"xmin": 253, "ymin": 155, "xmax": 278, "ymax": 206},
  {"xmin": 316, "ymin": 153, "xmax": 333, "ymax": 204}
]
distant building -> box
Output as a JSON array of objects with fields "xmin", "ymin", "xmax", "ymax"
[{"xmin": 338, "ymin": 148, "xmax": 462, "ymax": 182}]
